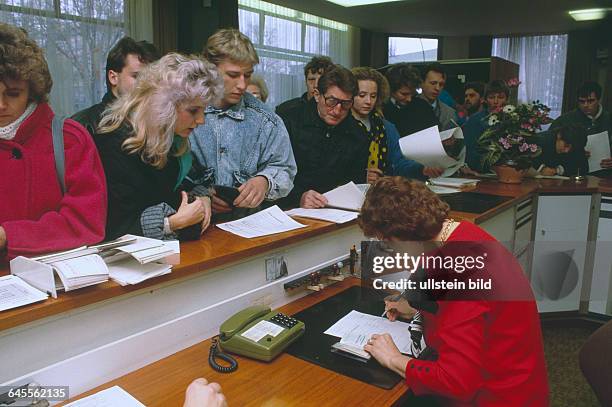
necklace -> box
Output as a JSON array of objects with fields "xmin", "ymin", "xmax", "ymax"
[{"xmin": 440, "ymin": 218, "xmax": 456, "ymax": 242}]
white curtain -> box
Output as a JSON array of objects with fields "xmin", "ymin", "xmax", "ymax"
[
  {"xmin": 238, "ymin": 0, "xmax": 357, "ymax": 108},
  {"xmin": 492, "ymin": 35, "xmax": 568, "ymax": 119},
  {"xmin": 0, "ymin": 0, "xmax": 150, "ymax": 117}
]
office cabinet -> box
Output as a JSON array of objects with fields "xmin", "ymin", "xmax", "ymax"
[
  {"xmin": 532, "ymin": 195, "xmax": 591, "ymax": 312},
  {"xmin": 589, "ymin": 195, "xmax": 612, "ymax": 315}
]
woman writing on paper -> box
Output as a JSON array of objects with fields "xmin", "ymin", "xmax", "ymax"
[
  {"xmin": 96, "ymin": 53, "xmax": 223, "ymax": 241},
  {"xmin": 350, "ymin": 67, "xmax": 442, "ymax": 184},
  {"xmin": 0, "ymin": 23, "xmax": 106, "ymax": 262},
  {"xmin": 360, "ymin": 177, "xmax": 549, "ymax": 406}
]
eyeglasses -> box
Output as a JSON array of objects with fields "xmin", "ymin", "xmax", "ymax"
[{"xmin": 322, "ymin": 95, "xmax": 353, "ymax": 110}]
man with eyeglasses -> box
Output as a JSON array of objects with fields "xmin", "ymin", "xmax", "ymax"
[
  {"xmin": 552, "ymin": 81, "xmax": 612, "ymax": 172},
  {"xmin": 278, "ymin": 65, "xmax": 369, "ymax": 208}
]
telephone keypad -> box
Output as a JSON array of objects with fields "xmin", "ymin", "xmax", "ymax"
[{"xmin": 270, "ymin": 313, "xmax": 299, "ymax": 329}]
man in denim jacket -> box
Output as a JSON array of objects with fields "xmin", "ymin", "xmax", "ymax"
[{"xmin": 190, "ymin": 29, "xmax": 296, "ymax": 219}]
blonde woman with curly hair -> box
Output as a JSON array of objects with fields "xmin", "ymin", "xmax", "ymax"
[
  {"xmin": 0, "ymin": 23, "xmax": 106, "ymax": 261},
  {"xmin": 96, "ymin": 53, "xmax": 223, "ymax": 241}
]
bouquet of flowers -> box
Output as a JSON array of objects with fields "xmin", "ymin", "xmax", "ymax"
[{"xmin": 479, "ymin": 102, "xmax": 552, "ymax": 170}]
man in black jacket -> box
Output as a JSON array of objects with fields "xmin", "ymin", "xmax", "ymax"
[
  {"xmin": 276, "ymin": 55, "xmax": 334, "ymax": 117},
  {"xmin": 277, "ymin": 65, "xmax": 369, "ymax": 208},
  {"xmin": 382, "ymin": 63, "xmax": 438, "ymax": 137},
  {"xmin": 71, "ymin": 37, "xmax": 159, "ymax": 137}
]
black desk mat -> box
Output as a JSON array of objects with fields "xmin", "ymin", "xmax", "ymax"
[
  {"xmin": 439, "ymin": 192, "xmax": 512, "ymax": 214},
  {"xmin": 286, "ymin": 286, "xmax": 402, "ymax": 389}
]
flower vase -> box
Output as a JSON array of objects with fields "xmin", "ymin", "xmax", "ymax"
[{"xmin": 493, "ymin": 165, "xmax": 525, "ymax": 184}]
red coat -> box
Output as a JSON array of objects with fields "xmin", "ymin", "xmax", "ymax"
[
  {"xmin": 405, "ymin": 221, "xmax": 549, "ymax": 406},
  {"xmin": 0, "ymin": 103, "xmax": 107, "ymax": 261}
]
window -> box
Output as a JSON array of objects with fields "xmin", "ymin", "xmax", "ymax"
[
  {"xmin": 388, "ymin": 37, "xmax": 438, "ymax": 63},
  {"xmin": 0, "ymin": 0, "xmax": 126, "ymax": 116},
  {"xmin": 238, "ymin": 0, "xmax": 355, "ymax": 107},
  {"xmin": 492, "ymin": 35, "xmax": 568, "ymax": 119}
]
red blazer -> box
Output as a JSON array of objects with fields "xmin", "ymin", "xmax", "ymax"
[
  {"xmin": 405, "ymin": 221, "xmax": 549, "ymax": 406},
  {"xmin": 0, "ymin": 103, "xmax": 107, "ymax": 261}
]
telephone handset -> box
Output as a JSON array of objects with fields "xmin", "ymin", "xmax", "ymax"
[{"xmin": 209, "ymin": 305, "xmax": 305, "ymax": 372}]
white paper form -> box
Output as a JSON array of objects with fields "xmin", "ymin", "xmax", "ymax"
[
  {"xmin": 0, "ymin": 275, "xmax": 48, "ymax": 312},
  {"xmin": 324, "ymin": 310, "xmax": 413, "ymax": 354},
  {"xmin": 286, "ymin": 208, "xmax": 359, "ymax": 224},
  {"xmin": 399, "ymin": 125, "xmax": 458, "ymax": 169},
  {"xmin": 64, "ymin": 386, "xmax": 145, "ymax": 407},
  {"xmin": 323, "ymin": 182, "xmax": 365, "ymax": 212},
  {"xmin": 217, "ymin": 205, "xmax": 307, "ymax": 238},
  {"xmin": 429, "ymin": 177, "xmax": 479, "ymax": 188},
  {"xmin": 241, "ymin": 320, "xmax": 285, "ymax": 342},
  {"xmin": 108, "ymin": 258, "xmax": 171, "ymax": 286},
  {"xmin": 428, "ymin": 185, "xmax": 462, "ymax": 194},
  {"xmin": 586, "ymin": 131, "xmax": 611, "ymax": 172}
]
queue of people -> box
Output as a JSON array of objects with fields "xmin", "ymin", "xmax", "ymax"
[{"xmin": 2, "ymin": 21, "xmax": 610, "ymax": 406}]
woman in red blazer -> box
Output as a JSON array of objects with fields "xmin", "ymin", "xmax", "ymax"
[{"xmin": 361, "ymin": 177, "xmax": 549, "ymax": 406}]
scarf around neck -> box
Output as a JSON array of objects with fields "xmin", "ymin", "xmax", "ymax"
[{"xmin": 0, "ymin": 103, "xmax": 37, "ymax": 140}]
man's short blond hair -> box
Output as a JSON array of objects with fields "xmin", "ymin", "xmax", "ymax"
[{"xmin": 203, "ymin": 28, "xmax": 259, "ymax": 66}]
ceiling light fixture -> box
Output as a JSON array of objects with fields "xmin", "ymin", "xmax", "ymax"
[
  {"xmin": 325, "ymin": 0, "xmax": 404, "ymax": 7},
  {"xmin": 568, "ymin": 8, "xmax": 610, "ymax": 21}
]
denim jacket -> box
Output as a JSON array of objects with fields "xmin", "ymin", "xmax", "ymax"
[{"xmin": 189, "ymin": 92, "xmax": 297, "ymax": 201}]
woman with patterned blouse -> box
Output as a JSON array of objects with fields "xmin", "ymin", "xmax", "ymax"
[{"xmin": 351, "ymin": 67, "xmax": 440, "ymax": 183}]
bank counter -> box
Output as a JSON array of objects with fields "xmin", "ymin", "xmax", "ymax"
[{"xmin": 1, "ymin": 176, "xmax": 611, "ymax": 406}]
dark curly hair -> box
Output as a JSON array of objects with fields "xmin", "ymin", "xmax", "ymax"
[
  {"xmin": 384, "ymin": 63, "xmax": 421, "ymax": 93},
  {"xmin": 358, "ymin": 176, "xmax": 449, "ymax": 241},
  {"xmin": 0, "ymin": 23, "xmax": 52, "ymax": 103}
]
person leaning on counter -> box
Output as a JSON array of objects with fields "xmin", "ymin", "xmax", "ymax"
[
  {"xmin": 0, "ymin": 23, "xmax": 107, "ymax": 262},
  {"xmin": 360, "ymin": 177, "xmax": 550, "ymax": 406},
  {"xmin": 95, "ymin": 53, "xmax": 223, "ymax": 241}
]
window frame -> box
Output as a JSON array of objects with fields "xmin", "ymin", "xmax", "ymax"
[{"xmin": 386, "ymin": 33, "xmax": 442, "ymax": 65}]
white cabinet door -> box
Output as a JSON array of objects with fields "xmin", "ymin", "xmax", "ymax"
[
  {"xmin": 532, "ymin": 195, "xmax": 591, "ymax": 312},
  {"xmin": 589, "ymin": 197, "xmax": 612, "ymax": 315}
]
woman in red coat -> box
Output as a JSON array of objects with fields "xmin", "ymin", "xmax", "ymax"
[
  {"xmin": 0, "ymin": 23, "xmax": 107, "ymax": 262},
  {"xmin": 360, "ymin": 177, "xmax": 549, "ymax": 406}
]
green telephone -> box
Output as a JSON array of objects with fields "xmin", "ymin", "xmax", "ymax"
[{"xmin": 214, "ymin": 305, "xmax": 305, "ymax": 366}]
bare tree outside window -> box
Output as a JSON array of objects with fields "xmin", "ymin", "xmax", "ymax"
[
  {"xmin": 238, "ymin": 0, "xmax": 353, "ymax": 107},
  {"xmin": 0, "ymin": 0, "xmax": 125, "ymax": 116}
]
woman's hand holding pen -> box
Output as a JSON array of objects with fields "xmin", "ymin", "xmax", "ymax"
[{"xmin": 383, "ymin": 295, "xmax": 417, "ymax": 321}]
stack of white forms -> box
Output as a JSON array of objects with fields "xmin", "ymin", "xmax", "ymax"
[{"xmin": 5, "ymin": 235, "xmax": 179, "ymax": 311}]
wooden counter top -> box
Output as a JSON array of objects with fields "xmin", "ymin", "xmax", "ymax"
[
  {"xmin": 0, "ymin": 218, "xmax": 353, "ymax": 332},
  {"xmin": 59, "ymin": 278, "xmax": 409, "ymax": 407},
  {"xmin": 2, "ymin": 175, "xmax": 610, "ymax": 332}
]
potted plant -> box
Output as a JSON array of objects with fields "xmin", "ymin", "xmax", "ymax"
[{"xmin": 479, "ymin": 102, "xmax": 551, "ymax": 183}]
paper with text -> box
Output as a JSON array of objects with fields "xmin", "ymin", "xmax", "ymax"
[
  {"xmin": 586, "ymin": 131, "xmax": 611, "ymax": 172},
  {"xmin": 323, "ymin": 182, "xmax": 365, "ymax": 212},
  {"xmin": 286, "ymin": 208, "xmax": 358, "ymax": 224},
  {"xmin": 0, "ymin": 275, "xmax": 48, "ymax": 312},
  {"xmin": 324, "ymin": 310, "xmax": 413, "ymax": 354},
  {"xmin": 399, "ymin": 125, "xmax": 458, "ymax": 169},
  {"xmin": 64, "ymin": 386, "xmax": 145, "ymax": 407},
  {"xmin": 241, "ymin": 320, "xmax": 285, "ymax": 342},
  {"xmin": 217, "ymin": 205, "xmax": 307, "ymax": 238}
]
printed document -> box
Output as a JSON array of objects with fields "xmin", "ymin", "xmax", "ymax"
[
  {"xmin": 64, "ymin": 385, "xmax": 145, "ymax": 407},
  {"xmin": 586, "ymin": 131, "xmax": 611, "ymax": 172},
  {"xmin": 399, "ymin": 125, "xmax": 459, "ymax": 169},
  {"xmin": 323, "ymin": 181, "xmax": 365, "ymax": 211},
  {"xmin": 325, "ymin": 310, "xmax": 413, "ymax": 354},
  {"xmin": 286, "ymin": 208, "xmax": 358, "ymax": 224},
  {"xmin": 217, "ymin": 205, "xmax": 307, "ymax": 238},
  {"xmin": 0, "ymin": 275, "xmax": 48, "ymax": 312}
]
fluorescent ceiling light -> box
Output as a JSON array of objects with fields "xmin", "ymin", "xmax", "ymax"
[
  {"xmin": 568, "ymin": 8, "xmax": 609, "ymax": 21},
  {"xmin": 325, "ymin": 0, "xmax": 404, "ymax": 7}
]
